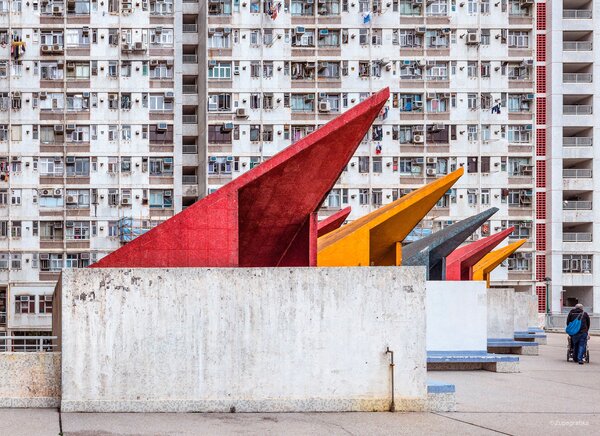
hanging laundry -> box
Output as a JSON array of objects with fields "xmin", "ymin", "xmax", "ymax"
[
  {"xmin": 379, "ymin": 106, "xmax": 389, "ymax": 120},
  {"xmin": 363, "ymin": 13, "xmax": 371, "ymax": 24},
  {"xmin": 491, "ymin": 103, "xmax": 501, "ymax": 114},
  {"xmin": 375, "ymin": 144, "xmax": 382, "ymax": 155}
]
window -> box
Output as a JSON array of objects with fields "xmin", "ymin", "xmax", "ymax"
[
  {"xmin": 467, "ymin": 189, "xmax": 478, "ymax": 205},
  {"xmin": 326, "ymin": 189, "xmax": 341, "ymax": 208},
  {"xmin": 208, "ymin": 156, "xmax": 233, "ymax": 174},
  {"xmin": 39, "ymin": 295, "xmax": 52, "ymax": 314},
  {"xmin": 467, "ymin": 157, "xmax": 478, "ymax": 173},
  {"xmin": 371, "ymin": 188, "xmax": 383, "ymax": 206},
  {"xmin": 208, "ymin": 61, "xmax": 231, "ymax": 79},
  {"xmin": 372, "ymin": 157, "xmax": 383, "ymax": 173},
  {"xmin": 507, "ymin": 253, "xmax": 531, "ymax": 271},
  {"xmin": 563, "ymin": 254, "xmax": 592, "ymax": 273},
  {"xmin": 207, "ymin": 93, "xmax": 231, "ymax": 112},
  {"xmin": 358, "ymin": 156, "xmax": 370, "ymax": 173},
  {"xmin": 467, "ymin": 125, "xmax": 478, "ymax": 141},
  {"xmin": 207, "ymin": 125, "xmax": 232, "ymax": 144},
  {"xmin": 467, "ymin": 62, "xmax": 478, "ymax": 78},
  {"xmin": 66, "ymin": 221, "xmax": 90, "ymax": 240},
  {"xmin": 66, "ymin": 157, "xmax": 90, "ymax": 176},
  {"xmin": 359, "ymin": 188, "xmax": 369, "ymax": 205},
  {"xmin": 481, "ymin": 188, "xmax": 490, "ymax": 205},
  {"xmin": 149, "ymin": 157, "xmax": 174, "ymax": 176},
  {"xmin": 15, "ymin": 295, "xmax": 35, "ymax": 314},
  {"xmin": 508, "ymin": 31, "xmax": 529, "ymax": 48},
  {"xmin": 507, "ymin": 125, "xmax": 531, "ymax": 143},
  {"xmin": 149, "ymin": 189, "xmax": 173, "ymax": 209},
  {"xmin": 40, "ymin": 253, "xmax": 63, "ymax": 272}
]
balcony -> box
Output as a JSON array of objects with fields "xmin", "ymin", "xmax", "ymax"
[
  {"xmin": 563, "ymin": 105, "xmax": 592, "ymax": 115},
  {"xmin": 563, "ymin": 73, "xmax": 592, "ymax": 83},
  {"xmin": 182, "ymin": 24, "xmax": 198, "ymax": 33},
  {"xmin": 563, "ymin": 136, "xmax": 592, "ymax": 146},
  {"xmin": 182, "ymin": 144, "xmax": 198, "ymax": 154},
  {"xmin": 563, "ymin": 41, "xmax": 592, "ymax": 51},
  {"xmin": 0, "ymin": 336, "xmax": 57, "ymax": 352},
  {"xmin": 182, "ymin": 115, "xmax": 198, "ymax": 124},
  {"xmin": 182, "ymin": 175, "xmax": 198, "ymax": 185},
  {"xmin": 182, "ymin": 85, "xmax": 198, "ymax": 94},
  {"xmin": 563, "ymin": 10, "xmax": 592, "ymax": 19},
  {"xmin": 182, "ymin": 55, "xmax": 198, "ymax": 64},
  {"xmin": 563, "ymin": 200, "xmax": 592, "ymax": 210},
  {"xmin": 563, "ymin": 232, "xmax": 592, "ymax": 242},
  {"xmin": 563, "ymin": 168, "xmax": 592, "ymax": 178}
]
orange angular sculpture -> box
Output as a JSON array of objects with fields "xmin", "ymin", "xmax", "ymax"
[
  {"xmin": 92, "ymin": 88, "xmax": 390, "ymax": 268},
  {"xmin": 472, "ymin": 239, "xmax": 527, "ymax": 287},
  {"xmin": 445, "ymin": 227, "xmax": 515, "ymax": 281},
  {"xmin": 317, "ymin": 207, "xmax": 351, "ymax": 238}
]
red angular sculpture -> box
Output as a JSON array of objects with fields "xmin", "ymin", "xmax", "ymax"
[
  {"xmin": 445, "ymin": 227, "xmax": 515, "ymax": 281},
  {"xmin": 317, "ymin": 207, "xmax": 351, "ymax": 238},
  {"xmin": 92, "ymin": 88, "xmax": 390, "ymax": 268}
]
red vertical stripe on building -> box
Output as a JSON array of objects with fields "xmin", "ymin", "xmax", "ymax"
[
  {"xmin": 536, "ymin": 128, "xmax": 546, "ymax": 156},
  {"xmin": 537, "ymin": 3, "xmax": 546, "ymax": 30},
  {"xmin": 536, "ymin": 193, "xmax": 546, "ymax": 220},
  {"xmin": 536, "ymin": 285, "xmax": 547, "ymax": 313},
  {"xmin": 536, "ymin": 160, "xmax": 546, "ymax": 188},
  {"xmin": 536, "ymin": 34, "xmax": 546, "ymax": 62},
  {"xmin": 536, "ymin": 98, "xmax": 546, "ymax": 125}
]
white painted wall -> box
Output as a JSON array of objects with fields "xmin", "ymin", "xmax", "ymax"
[
  {"xmin": 487, "ymin": 288, "xmax": 515, "ymax": 339},
  {"xmin": 59, "ymin": 267, "xmax": 427, "ymax": 412},
  {"xmin": 426, "ymin": 281, "xmax": 487, "ymax": 352}
]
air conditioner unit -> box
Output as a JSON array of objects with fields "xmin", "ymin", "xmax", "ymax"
[
  {"xmin": 53, "ymin": 44, "xmax": 61, "ymax": 52},
  {"xmin": 122, "ymin": 7, "xmax": 132, "ymax": 13},
  {"xmin": 295, "ymin": 27, "xmax": 305, "ymax": 34},
  {"xmin": 164, "ymin": 190, "xmax": 172, "ymax": 197},
  {"xmin": 416, "ymin": 27, "xmax": 426, "ymax": 34},
  {"xmin": 522, "ymin": 59, "xmax": 534, "ymax": 66},
  {"xmin": 223, "ymin": 28, "xmax": 232, "ymax": 34},
  {"xmin": 80, "ymin": 253, "xmax": 90, "ymax": 260},
  {"xmin": 426, "ymin": 92, "xmax": 437, "ymax": 99},
  {"xmin": 66, "ymin": 156, "xmax": 76, "ymax": 164},
  {"xmin": 413, "ymin": 134, "xmax": 424, "ymax": 143},
  {"xmin": 164, "ymin": 91, "xmax": 174, "ymax": 99},
  {"xmin": 54, "ymin": 189, "xmax": 62, "ymax": 196},
  {"xmin": 82, "ymin": 26, "xmax": 90, "ymax": 33},
  {"xmin": 82, "ymin": 92, "xmax": 90, "ymax": 98},
  {"xmin": 134, "ymin": 41, "xmax": 144, "ymax": 51},
  {"xmin": 66, "ymin": 195, "xmax": 77, "ymax": 204},
  {"xmin": 52, "ymin": 5, "xmax": 63, "ymax": 14},
  {"xmin": 426, "ymin": 157, "xmax": 437, "ymax": 164},
  {"xmin": 157, "ymin": 123, "xmax": 168, "ymax": 131},
  {"xmin": 235, "ymin": 108, "xmax": 248, "ymax": 118},
  {"xmin": 416, "ymin": 59, "xmax": 426, "ymax": 67},
  {"xmin": 155, "ymin": 27, "xmax": 163, "ymax": 34},
  {"xmin": 524, "ymin": 124, "xmax": 533, "ymax": 131},
  {"xmin": 443, "ymin": 92, "xmax": 451, "ymax": 98},
  {"xmin": 525, "ymin": 93, "xmax": 534, "ymax": 100},
  {"xmin": 415, "ymin": 157, "xmax": 425, "ymax": 164},
  {"xmin": 432, "ymin": 124, "xmax": 444, "ymax": 131},
  {"xmin": 66, "ymin": 221, "xmax": 74, "ymax": 227},
  {"xmin": 426, "ymin": 168, "xmax": 437, "ymax": 176},
  {"xmin": 67, "ymin": 62, "xmax": 75, "ymax": 69},
  {"xmin": 151, "ymin": 59, "xmax": 160, "ymax": 66},
  {"xmin": 66, "ymin": 124, "xmax": 76, "ymax": 131},
  {"xmin": 41, "ymin": 189, "xmax": 51, "ymax": 196},
  {"xmin": 121, "ymin": 198, "xmax": 130, "ymax": 205},
  {"xmin": 208, "ymin": 28, "xmax": 217, "ymax": 35},
  {"xmin": 319, "ymin": 29, "xmax": 329, "ymax": 37},
  {"xmin": 522, "ymin": 221, "xmax": 532, "ymax": 228},
  {"xmin": 221, "ymin": 123, "xmax": 234, "ymax": 132},
  {"xmin": 54, "ymin": 125, "xmax": 63, "ymax": 132},
  {"xmin": 41, "ymin": 45, "xmax": 50, "ymax": 52},
  {"xmin": 208, "ymin": 60, "xmax": 217, "ymax": 67},
  {"xmin": 40, "ymin": 253, "xmax": 50, "ymax": 260},
  {"xmin": 413, "ymin": 101, "xmax": 423, "ymax": 109},
  {"xmin": 402, "ymin": 60, "xmax": 412, "ymax": 65},
  {"xmin": 122, "ymin": 44, "xmax": 131, "ymax": 51},
  {"xmin": 466, "ymin": 32, "xmax": 480, "ymax": 45},
  {"xmin": 318, "ymin": 100, "xmax": 331, "ymax": 112},
  {"xmin": 12, "ymin": 91, "xmax": 20, "ymax": 98}
]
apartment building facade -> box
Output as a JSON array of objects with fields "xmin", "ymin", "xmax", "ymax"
[
  {"xmin": 206, "ymin": 0, "xmax": 538, "ymax": 292},
  {"xmin": 0, "ymin": 0, "xmax": 204, "ymax": 347},
  {"xmin": 547, "ymin": 0, "xmax": 599, "ymax": 322}
]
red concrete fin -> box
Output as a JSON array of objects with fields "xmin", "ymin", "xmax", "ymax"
[
  {"xmin": 445, "ymin": 227, "xmax": 514, "ymax": 281},
  {"xmin": 317, "ymin": 207, "xmax": 351, "ymax": 238},
  {"xmin": 92, "ymin": 88, "xmax": 390, "ymax": 268}
]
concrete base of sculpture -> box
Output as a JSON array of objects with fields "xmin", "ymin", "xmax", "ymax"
[{"xmin": 56, "ymin": 267, "xmax": 427, "ymax": 413}]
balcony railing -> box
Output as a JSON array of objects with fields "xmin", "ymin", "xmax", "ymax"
[
  {"xmin": 182, "ymin": 115, "xmax": 198, "ymax": 124},
  {"xmin": 182, "ymin": 85, "xmax": 198, "ymax": 94},
  {"xmin": 182, "ymin": 55, "xmax": 198, "ymax": 64},
  {"xmin": 563, "ymin": 168, "xmax": 592, "ymax": 178},
  {"xmin": 563, "ymin": 137, "xmax": 592, "ymax": 146},
  {"xmin": 563, "ymin": 232, "xmax": 593, "ymax": 242},
  {"xmin": 182, "ymin": 175, "xmax": 198, "ymax": 185},
  {"xmin": 563, "ymin": 105, "xmax": 592, "ymax": 115},
  {"xmin": 0, "ymin": 336, "xmax": 57, "ymax": 352},
  {"xmin": 563, "ymin": 200, "xmax": 592, "ymax": 210},
  {"xmin": 563, "ymin": 73, "xmax": 592, "ymax": 83},
  {"xmin": 563, "ymin": 41, "xmax": 593, "ymax": 51},
  {"xmin": 182, "ymin": 144, "xmax": 198, "ymax": 154},
  {"xmin": 182, "ymin": 24, "xmax": 198, "ymax": 33},
  {"xmin": 563, "ymin": 10, "xmax": 592, "ymax": 19}
]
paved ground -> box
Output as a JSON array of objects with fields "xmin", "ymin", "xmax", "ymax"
[{"xmin": 3, "ymin": 333, "xmax": 598, "ymax": 435}]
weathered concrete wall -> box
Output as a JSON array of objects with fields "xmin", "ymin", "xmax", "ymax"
[
  {"xmin": 0, "ymin": 352, "xmax": 60, "ymax": 407},
  {"xmin": 60, "ymin": 267, "xmax": 427, "ymax": 412},
  {"xmin": 426, "ymin": 281, "xmax": 487, "ymax": 352},
  {"xmin": 514, "ymin": 292, "xmax": 538, "ymax": 332},
  {"xmin": 487, "ymin": 288, "xmax": 515, "ymax": 339}
]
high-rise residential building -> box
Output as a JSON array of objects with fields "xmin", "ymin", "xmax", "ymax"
[
  {"xmin": 205, "ymin": 1, "xmax": 537, "ymax": 294},
  {"xmin": 0, "ymin": 0, "xmax": 197, "ymax": 349},
  {"xmin": 547, "ymin": 0, "xmax": 597, "ymax": 325}
]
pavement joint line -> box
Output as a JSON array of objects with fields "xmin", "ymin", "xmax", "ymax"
[
  {"xmin": 442, "ymin": 411, "xmax": 600, "ymax": 415},
  {"xmin": 432, "ymin": 412, "xmax": 515, "ymax": 435}
]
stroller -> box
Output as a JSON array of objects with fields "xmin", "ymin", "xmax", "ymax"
[{"xmin": 567, "ymin": 336, "xmax": 590, "ymax": 363}]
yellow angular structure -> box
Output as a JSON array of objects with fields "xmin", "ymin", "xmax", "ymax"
[
  {"xmin": 317, "ymin": 168, "xmax": 464, "ymax": 266},
  {"xmin": 472, "ymin": 239, "xmax": 527, "ymax": 287}
]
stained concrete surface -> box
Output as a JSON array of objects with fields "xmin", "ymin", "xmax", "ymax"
[{"xmin": 4, "ymin": 333, "xmax": 598, "ymax": 435}]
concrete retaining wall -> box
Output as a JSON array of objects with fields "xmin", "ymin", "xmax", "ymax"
[
  {"xmin": 0, "ymin": 352, "xmax": 61, "ymax": 407},
  {"xmin": 59, "ymin": 267, "xmax": 427, "ymax": 413},
  {"xmin": 487, "ymin": 288, "xmax": 515, "ymax": 339},
  {"xmin": 426, "ymin": 281, "xmax": 487, "ymax": 352},
  {"xmin": 514, "ymin": 292, "xmax": 538, "ymax": 332}
]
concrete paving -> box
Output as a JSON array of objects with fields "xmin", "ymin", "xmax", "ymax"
[{"xmin": 2, "ymin": 333, "xmax": 597, "ymax": 435}]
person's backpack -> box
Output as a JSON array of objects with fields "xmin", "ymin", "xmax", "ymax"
[{"xmin": 566, "ymin": 312, "xmax": 584, "ymax": 336}]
